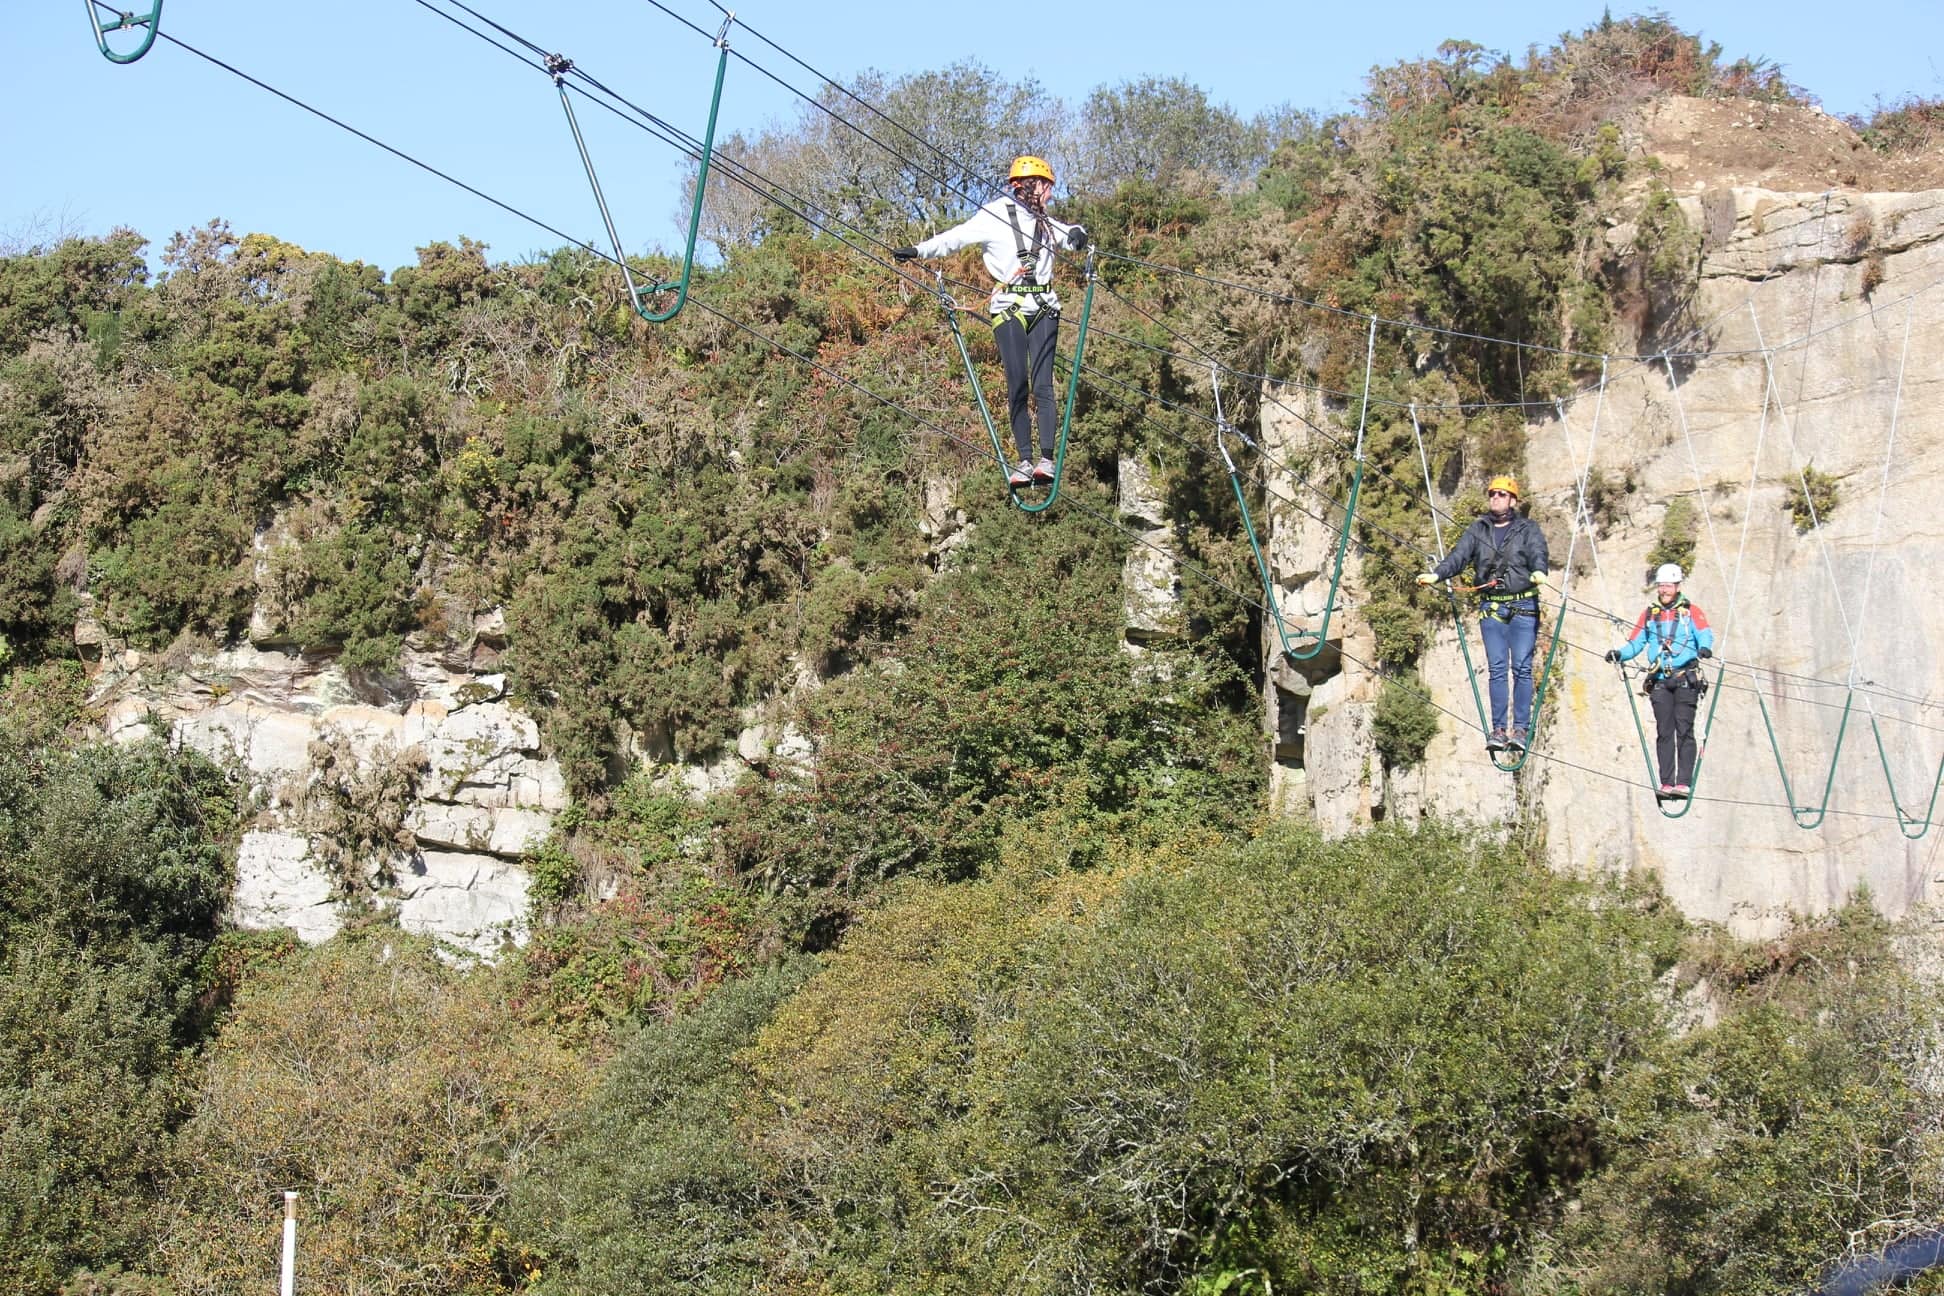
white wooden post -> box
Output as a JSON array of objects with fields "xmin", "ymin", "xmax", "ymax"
[{"xmin": 280, "ymin": 1192, "xmax": 298, "ymax": 1296}]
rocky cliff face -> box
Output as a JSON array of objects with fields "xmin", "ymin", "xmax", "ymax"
[
  {"xmin": 1262, "ymin": 183, "xmax": 1944, "ymax": 933},
  {"xmin": 90, "ymin": 610, "xmax": 564, "ymax": 957}
]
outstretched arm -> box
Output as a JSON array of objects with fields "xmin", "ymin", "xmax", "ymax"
[{"xmin": 1612, "ymin": 609, "xmax": 1651, "ymax": 662}]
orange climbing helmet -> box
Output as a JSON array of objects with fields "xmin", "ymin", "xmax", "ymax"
[
  {"xmin": 1009, "ymin": 155, "xmax": 1055, "ymax": 184},
  {"xmin": 1486, "ymin": 474, "xmax": 1521, "ymax": 499}
]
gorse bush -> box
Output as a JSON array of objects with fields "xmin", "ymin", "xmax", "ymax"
[
  {"xmin": 1371, "ymin": 669, "xmax": 1440, "ymax": 769},
  {"xmin": 1537, "ymin": 903, "xmax": 1944, "ymax": 1296},
  {"xmin": 507, "ymin": 960, "xmax": 811, "ymax": 1296},
  {"xmin": 1648, "ymin": 493, "xmax": 1701, "ymax": 576},
  {"xmin": 1851, "ymin": 93, "xmax": 1944, "ymax": 155},
  {"xmin": 0, "ymin": 712, "xmax": 241, "ymax": 1295},
  {"xmin": 512, "ymin": 822, "xmax": 1688, "ymax": 1295},
  {"xmin": 157, "ymin": 935, "xmax": 587, "ymax": 1296},
  {"xmin": 509, "ymin": 828, "xmax": 1939, "ymax": 1296},
  {"xmin": 1787, "ymin": 462, "xmax": 1841, "ymax": 532},
  {"xmin": 711, "ymin": 498, "xmax": 1264, "ymax": 905}
]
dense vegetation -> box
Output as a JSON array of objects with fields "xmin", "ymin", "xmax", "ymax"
[{"xmin": 3, "ymin": 13, "xmax": 1943, "ymax": 1296}]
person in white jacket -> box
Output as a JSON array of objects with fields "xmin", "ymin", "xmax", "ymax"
[{"xmin": 895, "ymin": 155, "xmax": 1089, "ymax": 487}]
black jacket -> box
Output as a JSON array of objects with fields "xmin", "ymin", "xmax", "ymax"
[{"xmin": 1433, "ymin": 514, "xmax": 1550, "ymax": 595}]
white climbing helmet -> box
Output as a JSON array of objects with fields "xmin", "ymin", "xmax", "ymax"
[{"xmin": 1653, "ymin": 563, "xmax": 1684, "ymax": 584}]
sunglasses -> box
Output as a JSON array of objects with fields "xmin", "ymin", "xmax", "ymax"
[{"xmin": 1487, "ymin": 489, "xmax": 1514, "ymax": 498}]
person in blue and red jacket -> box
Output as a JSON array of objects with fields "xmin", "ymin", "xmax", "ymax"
[{"xmin": 1607, "ymin": 563, "xmax": 1714, "ymax": 798}]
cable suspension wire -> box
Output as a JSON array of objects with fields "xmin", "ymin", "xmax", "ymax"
[
  {"xmin": 412, "ymin": 0, "xmax": 916, "ymax": 279},
  {"xmin": 645, "ymin": 0, "xmax": 1764, "ymax": 402},
  {"xmin": 541, "ymin": 11, "xmax": 734, "ymax": 324},
  {"xmin": 1212, "ymin": 360, "xmax": 1318, "ymax": 662},
  {"xmin": 1788, "ymin": 192, "xmax": 1836, "ymax": 460},
  {"xmin": 691, "ymin": 0, "xmax": 1020, "ymax": 220},
  {"xmin": 1556, "ymin": 383, "xmax": 1621, "ymax": 620},
  {"xmin": 1754, "ymin": 310, "xmax": 1860, "ymax": 648},
  {"xmin": 1850, "ymin": 301, "xmax": 1916, "ymax": 658},
  {"xmin": 1089, "ymin": 270, "xmax": 1755, "ymax": 647},
  {"xmin": 1088, "ymin": 264, "xmax": 1944, "ymax": 625},
  {"xmin": 1063, "ymin": 357, "xmax": 1944, "ymax": 739},
  {"xmin": 1624, "ymin": 345, "xmax": 1754, "ymax": 819},
  {"xmin": 1411, "ymin": 404, "xmax": 1449, "ymax": 562},
  {"xmin": 1062, "ymin": 310, "xmax": 1944, "ymax": 741},
  {"xmin": 417, "ymin": 0, "xmax": 944, "ymax": 293},
  {"xmin": 1096, "ymin": 351, "xmax": 1944, "ymax": 792},
  {"xmin": 1663, "ymin": 352, "xmax": 1733, "ymax": 600},
  {"xmin": 1740, "ymin": 305, "xmax": 1860, "ymax": 829},
  {"xmin": 1844, "ymin": 305, "xmax": 1941, "ymax": 836},
  {"xmin": 410, "ymin": 3, "xmax": 936, "ymax": 308},
  {"xmin": 1085, "ymin": 275, "xmax": 1487, "ymax": 547}
]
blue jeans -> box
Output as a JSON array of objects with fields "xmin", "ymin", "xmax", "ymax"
[{"xmin": 1479, "ymin": 610, "xmax": 1538, "ymax": 731}]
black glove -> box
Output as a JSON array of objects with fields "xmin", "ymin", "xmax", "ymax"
[
  {"xmin": 892, "ymin": 246, "xmax": 919, "ymax": 262},
  {"xmin": 1697, "ymin": 647, "xmax": 1712, "ymax": 659},
  {"xmin": 1604, "ymin": 650, "xmax": 1621, "ymax": 663},
  {"xmin": 1065, "ymin": 225, "xmax": 1089, "ymax": 251}
]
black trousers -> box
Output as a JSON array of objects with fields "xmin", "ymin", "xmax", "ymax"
[
  {"xmin": 991, "ymin": 309, "xmax": 1059, "ymax": 461},
  {"xmin": 1650, "ymin": 677, "xmax": 1701, "ymax": 785}
]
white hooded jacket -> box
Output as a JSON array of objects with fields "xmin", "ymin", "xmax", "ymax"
[{"xmin": 913, "ymin": 196, "xmax": 1084, "ymax": 316}]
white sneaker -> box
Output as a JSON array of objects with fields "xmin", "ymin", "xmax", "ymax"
[
  {"xmin": 1009, "ymin": 459, "xmax": 1033, "ymax": 488},
  {"xmin": 1033, "ymin": 456, "xmax": 1056, "ymax": 483}
]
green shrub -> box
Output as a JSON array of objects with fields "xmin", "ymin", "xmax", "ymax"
[
  {"xmin": 0, "ymin": 736, "xmax": 237, "ymax": 962},
  {"xmin": 712, "ymin": 502, "xmax": 1264, "ymax": 903},
  {"xmin": 0, "ymin": 499, "xmax": 73, "ymax": 662},
  {"xmin": 157, "ymin": 935, "xmax": 587, "ymax": 1296},
  {"xmin": 1647, "ymin": 494, "xmax": 1700, "ymax": 575},
  {"xmin": 0, "ymin": 934, "xmax": 194, "ymax": 1296},
  {"xmin": 1786, "ymin": 463, "xmax": 1840, "ymax": 532},
  {"xmin": 88, "ymin": 483, "xmax": 256, "ymax": 647},
  {"xmin": 668, "ymin": 827, "xmax": 1671, "ymax": 1290},
  {"xmin": 507, "ymin": 960, "xmax": 810, "ymax": 1296},
  {"xmin": 1541, "ymin": 902, "xmax": 1944, "ymax": 1296},
  {"xmin": 953, "ymin": 825, "xmax": 1675, "ymax": 1295},
  {"xmin": 522, "ymin": 834, "xmax": 580, "ymax": 912},
  {"xmin": 514, "ymin": 865, "xmax": 762, "ymax": 1039},
  {"xmin": 269, "ymin": 514, "xmax": 418, "ymax": 673},
  {"xmin": 530, "ymin": 823, "xmax": 1681, "ymax": 1296},
  {"xmin": 1851, "ymin": 94, "xmax": 1944, "ymax": 155},
  {"xmin": 0, "ymin": 731, "xmax": 240, "ymax": 1294},
  {"xmin": 1371, "ymin": 670, "xmax": 1440, "ymax": 769},
  {"xmin": 1580, "ymin": 466, "xmax": 1635, "ymax": 531}
]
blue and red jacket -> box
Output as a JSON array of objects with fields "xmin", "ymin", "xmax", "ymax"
[{"xmin": 1614, "ymin": 595, "xmax": 1713, "ymax": 675}]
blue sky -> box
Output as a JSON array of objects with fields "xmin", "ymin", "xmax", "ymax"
[{"xmin": 5, "ymin": 1, "xmax": 1941, "ymax": 272}]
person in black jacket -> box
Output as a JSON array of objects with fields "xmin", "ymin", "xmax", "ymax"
[{"xmin": 1416, "ymin": 475, "xmax": 1552, "ymax": 752}]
